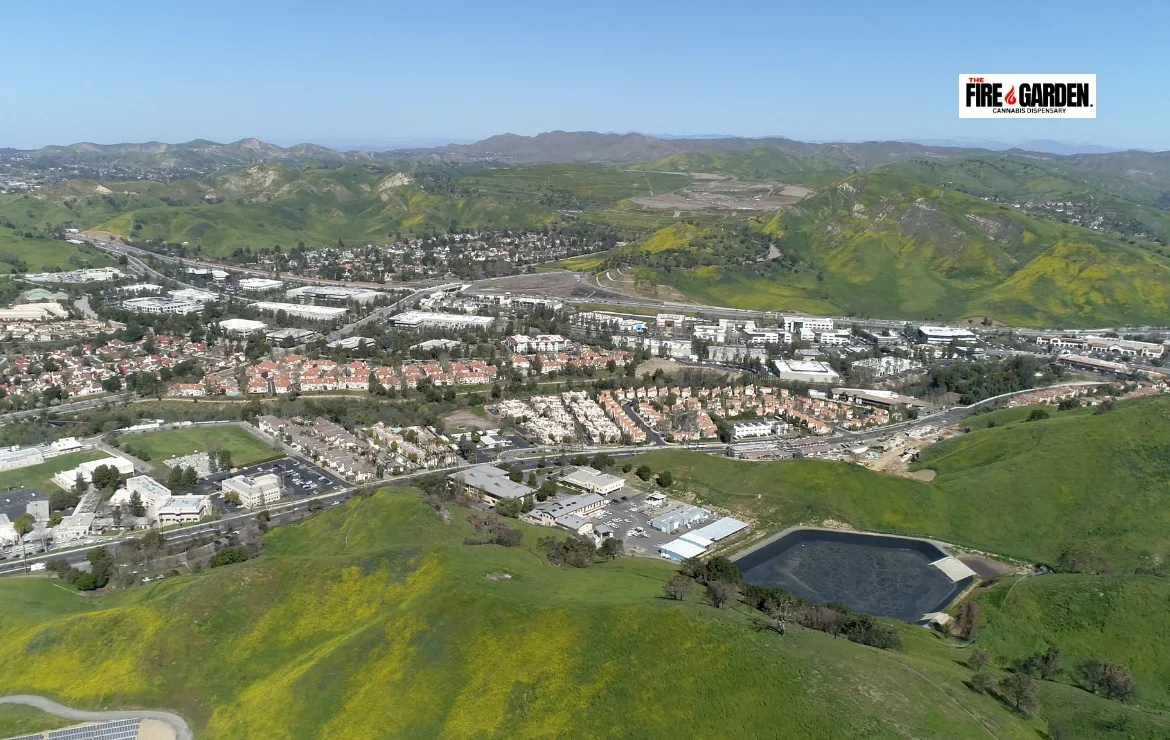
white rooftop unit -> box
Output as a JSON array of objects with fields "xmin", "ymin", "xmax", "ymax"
[
  {"xmin": 688, "ymin": 517, "xmax": 749, "ymax": 542},
  {"xmin": 659, "ymin": 538, "xmax": 708, "ymax": 561},
  {"xmin": 238, "ymin": 278, "xmax": 285, "ymax": 292}
]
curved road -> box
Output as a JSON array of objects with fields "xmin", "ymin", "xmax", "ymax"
[{"xmin": 0, "ymin": 695, "xmax": 192, "ymax": 740}]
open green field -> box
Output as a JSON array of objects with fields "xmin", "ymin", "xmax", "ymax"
[
  {"xmin": 0, "ymin": 704, "xmax": 71, "ymax": 737},
  {"xmin": 0, "ymin": 490, "xmax": 1062, "ymax": 738},
  {"xmin": 633, "ymin": 146, "xmax": 850, "ymax": 187},
  {"xmin": 969, "ymin": 574, "xmax": 1170, "ymax": 710},
  {"xmin": 0, "ymin": 450, "xmax": 107, "ymax": 494},
  {"xmin": 3, "ymin": 486, "xmax": 1168, "ymax": 737},
  {"xmin": 634, "ymin": 394, "xmax": 1170, "ymax": 569},
  {"xmin": 0, "ymin": 229, "xmax": 116, "ymax": 274},
  {"xmin": 121, "ymin": 426, "xmax": 280, "ymax": 469}
]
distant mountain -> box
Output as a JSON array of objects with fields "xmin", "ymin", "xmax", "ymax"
[{"xmin": 906, "ymin": 138, "xmax": 1121, "ymax": 155}]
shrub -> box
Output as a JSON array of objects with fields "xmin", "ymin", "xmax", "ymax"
[
  {"xmin": 663, "ymin": 575, "xmax": 694, "ymax": 601},
  {"xmin": 209, "ymin": 546, "xmax": 250, "ymax": 568},
  {"xmin": 707, "ymin": 580, "xmax": 738, "ymax": 608},
  {"xmin": 1027, "ymin": 407, "xmax": 1050, "ymax": 421}
]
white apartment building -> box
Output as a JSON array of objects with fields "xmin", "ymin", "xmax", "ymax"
[{"xmin": 156, "ymin": 495, "xmax": 212, "ymax": 525}]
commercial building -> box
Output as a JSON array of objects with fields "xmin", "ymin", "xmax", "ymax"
[
  {"xmin": 122, "ymin": 296, "xmax": 205, "ymax": 315},
  {"xmin": 156, "ymin": 495, "xmax": 212, "ymax": 525},
  {"xmin": 219, "ymin": 318, "xmax": 269, "ymax": 336},
  {"xmin": 649, "ymin": 505, "xmax": 711, "ymax": 534},
  {"xmin": 917, "ymin": 325, "xmax": 978, "ymax": 345},
  {"xmin": 525, "ymin": 492, "xmax": 606, "ymax": 527},
  {"xmin": 781, "ymin": 315, "xmax": 835, "ymax": 337},
  {"xmin": 266, "ymin": 327, "xmax": 318, "ymax": 343},
  {"xmin": 688, "ymin": 517, "xmax": 750, "ymax": 542},
  {"xmin": 0, "ymin": 446, "xmax": 44, "ymax": 472},
  {"xmin": 52, "ymin": 455, "xmax": 135, "ymax": 489},
  {"xmin": 559, "ymin": 466, "xmax": 624, "ymax": 495},
  {"xmin": 732, "ymin": 420, "xmax": 785, "ymax": 440},
  {"xmin": 659, "ymin": 538, "xmax": 707, "ymax": 561},
  {"xmin": 831, "ymin": 388, "xmax": 925, "ymax": 410},
  {"xmin": 1056, "ymin": 354, "xmax": 1130, "ymax": 375},
  {"xmin": 119, "ymin": 475, "xmax": 174, "ymax": 518},
  {"xmin": 447, "ymin": 464, "xmax": 533, "ymax": 505},
  {"xmin": 222, "ymin": 473, "xmax": 282, "ymax": 509},
  {"xmin": 238, "ymin": 278, "xmax": 285, "ymax": 292},
  {"xmin": 0, "ymin": 302, "xmax": 70, "ymax": 321},
  {"xmin": 389, "ymin": 311, "xmax": 495, "ymax": 330},
  {"xmin": 170, "ymin": 288, "xmax": 218, "ymax": 304},
  {"xmin": 251, "ymin": 302, "xmax": 348, "ymax": 322},
  {"xmin": 772, "ymin": 359, "xmax": 841, "ymax": 384},
  {"xmin": 286, "ymin": 285, "xmax": 382, "ymax": 305}
]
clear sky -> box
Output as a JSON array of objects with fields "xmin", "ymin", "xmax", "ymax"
[{"xmin": 4, "ymin": 0, "xmax": 1167, "ymax": 150}]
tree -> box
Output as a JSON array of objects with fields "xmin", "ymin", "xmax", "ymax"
[
  {"xmin": 635, "ymin": 465, "xmax": 653, "ymax": 481},
  {"xmin": 13, "ymin": 513, "xmax": 34, "ymax": 569},
  {"xmin": 998, "ymin": 673, "xmax": 1039, "ymax": 715},
  {"xmin": 537, "ymin": 479, "xmax": 558, "ymax": 502},
  {"xmin": 1047, "ymin": 720, "xmax": 1070, "ymax": 740},
  {"xmin": 217, "ymin": 448, "xmax": 233, "ymax": 471},
  {"xmin": 73, "ymin": 471, "xmax": 87, "ymax": 497},
  {"xmin": 954, "ymin": 601, "xmax": 981, "ymax": 639},
  {"xmin": 495, "ymin": 497, "xmax": 523, "ymax": 518},
  {"xmin": 102, "ymin": 376, "xmax": 122, "ymax": 393},
  {"xmin": 968, "ymin": 648, "xmax": 988, "ymax": 672},
  {"xmin": 707, "ymin": 580, "xmax": 738, "ymax": 608},
  {"xmin": 129, "ymin": 491, "xmax": 145, "ymax": 517},
  {"xmin": 1023, "ymin": 647, "xmax": 1061, "ymax": 680},
  {"xmin": 527, "ymin": 471, "xmax": 538, "ymax": 486},
  {"xmin": 1027, "ymin": 407, "xmax": 1050, "ymax": 421},
  {"xmin": 656, "ymin": 470, "xmax": 673, "ymax": 487},
  {"xmin": 599, "ymin": 538, "xmax": 624, "ymax": 560},
  {"xmin": 970, "ymin": 671, "xmax": 996, "ymax": 694},
  {"xmin": 1080, "ymin": 659, "xmax": 1138, "ymax": 702},
  {"xmin": 507, "ymin": 466, "xmax": 523, "ymax": 483},
  {"xmin": 663, "ymin": 575, "xmax": 694, "ymax": 601},
  {"xmin": 180, "ymin": 465, "xmax": 198, "ymax": 489},
  {"xmin": 166, "ymin": 465, "xmax": 184, "ymax": 490}
]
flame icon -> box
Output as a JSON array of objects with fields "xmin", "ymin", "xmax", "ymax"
[{"xmin": 1005, "ymin": 85, "xmax": 1017, "ymax": 105}]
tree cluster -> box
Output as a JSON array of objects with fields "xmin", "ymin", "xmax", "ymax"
[{"xmin": 464, "ymin": 514, "xmax": 522, "ymax": 547}]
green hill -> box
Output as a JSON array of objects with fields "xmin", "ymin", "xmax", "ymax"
[
  {"xmin": 633, "ymin": 147, "xmax": 849, "ymax": 187},
  {"xmin": 970, "ymin": 574, "xmax": 1170, "ymax": 710},
  {"xmin": 634, "ymin": 394, "xmax": 1170, "ymax": 570},
  {"xmin": 0, "ymin": 165, "xmax": 558, "ymax": 260},
  {"xmin": 0, "ymin": 491, "xmax": 1057, "ymax": 739},
  {"xmin": 585, "ymin": 173, "xmax": 1170, "ymax": 326}
]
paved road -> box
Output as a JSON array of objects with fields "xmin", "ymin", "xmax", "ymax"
[{"xmin": 0, "ymin": 695, "xmax": 191, "ymax": 740}]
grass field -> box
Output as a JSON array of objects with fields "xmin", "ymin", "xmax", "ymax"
[
  {"xmin": 2, "ymin": 487, "xmax": 1168, "ymax": 737},
  {"xmin": 633, "ymin": 394, "xmax": 1170, "ymax": 570},
  {"xmin": 0, "ymin": 492, "xmax": 1029, "ymax": 738},
  {"xmin": 456, "ymin": 165, "xmax": 691, "ymax": 210},
  {"xmin": 0, "ymin": 230, "xmax": 116, "ymax": 274},
  {"xmin": 119, "ymin": 426, "xmax": 280, "ymax": 470},
  {"xmin": 633, "ymin": 147, "xmax": 849, "ymax": 188},
  {"xmin": 0, "ymin": 704, "xmax": 71, "ymax": 737},
  {"xmin": 968, "ymin": 574, "xmax": 1170, "ymax": 710},
  {"xmin": 0, "ymin": 450, "xmax": 108, "ymax": 494}
]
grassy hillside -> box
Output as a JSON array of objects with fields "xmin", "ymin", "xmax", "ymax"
[
  {"xmin": 0, "ymin": 225, "xmax": 116, "ymax": 274},
  {"xmin": 634, "ymin": 394, "xmax": 1170, "ymax": 569},
  {"xmin": 0, "ymin": 165, "xmax": 559, "ymax": 260},
  {"xmin": 968, "ymin": 575, "xmax": 1170, "ymax": 710},
  {"xmin": 576, "ymin": 173, "xmax": 1170, "ymax": 326},
  {"xmin": 0, "ymin": 704, "xmax": 71, "ymax": 736},
  {"xmin": 634, "ymin": 146, "xmax": 849, "ymax": 187},
  {"xmin": 0, "ymin": 490, "xmax": 1058, "ymax": 739},
  {"xmin": 456, "ymin": 164, "xmax": 692, "ymax": 209}
]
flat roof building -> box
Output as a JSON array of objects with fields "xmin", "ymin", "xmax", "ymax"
[
  {"xmin": 526, "ymin": 492, "xmax": 606, "ymax": 527},
  {"xmin": 559, "ymin": 466, "xmax": 624, "ymax": 495},
  {"xmin": 448, "ymin": 465, "xmax": 534, "ymax": 505},
  {"xmin": 238, "ymin": 278, "xmax": 285, "ymax": 292},
  {"xmin": 286, "ymin": 285, "xmax": 382, "ymax": 305},
  {"xmin": 649, "ymin": 505, "xmax": 711, "ymax": 534},
  {"xmin": 219, "ymin": 318, "xmax": 269, "ymax": 336},
  {"xmin": 169, "ymin": 288, "xmax": 219, "ymax": 303},
  {"xmin": 659, "ymin": 538, "xmax": 707, "ymax": 561},
  {"xmin": 122, "ymin": 296, "xmax": 204, "ymax": 315},
  {"xmin": 688, "ymin": 517, "xmax": 749, "ymax": 542},
  {"xmin": 390, "ymin": 311, "xmax": 495, "ymax": 330},
  {"xmin": 251, "ymin": 302, "xmax": 348, "ymax": 321},
  {"xmin": 156, "ymin": 495, "xmax": 212, "ymax": 525},
  {"xmin": 223, "ymin": 473, "xmax": 282, "ymax": 509},
  {"xmin": 917, "ymin": 325, "xmax": 978, "ymax": 345},
  {"xmin": 772, "ymin": 359, "xmax": 841, "ymax": 384}
]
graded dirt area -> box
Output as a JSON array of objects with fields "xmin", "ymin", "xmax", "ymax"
[
  {"xmin": 442, "ymin": 409, "xmax": 498, "ymax": 433},
  {"xmin": 857, "ymin": 426, "xmax": 958, "ymax": 480},
  {"xmin": 630, "ymin": 175, "xmax": 814, "ymax": 213}
]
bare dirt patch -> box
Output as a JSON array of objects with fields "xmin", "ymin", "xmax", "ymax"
[
  {"xmin": 442, "ymin": 409, "xmax": 498, "ymax": 433},
  {"xmin": 630, "ymin": 175, "xmax": 814, "ymax": 213}
]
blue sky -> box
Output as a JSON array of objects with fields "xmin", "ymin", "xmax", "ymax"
[{"xmin": 4, "ymin": 0, "xmax": 1167, "ymax": 150}]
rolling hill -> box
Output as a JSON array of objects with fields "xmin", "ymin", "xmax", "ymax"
[
  {"xmin": 0, "ymin": 492, "xmax": 1038, "ymax": 739},
  {"xmin": 632, "ymin": 147, "xmax": 850, "ymax": 187},
  {"xmin": 579, "ymin": 172, "xmax": 1170, "ymax": 326}
]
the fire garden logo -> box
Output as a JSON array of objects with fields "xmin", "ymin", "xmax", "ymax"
[{"xmin": 959, "ymin": 74, "xmax": 1096, "ymax": 118}]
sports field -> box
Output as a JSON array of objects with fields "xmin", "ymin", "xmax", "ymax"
[{"xmin": 120, "ymin": 426, "xmax": 280, "ymax": 469}]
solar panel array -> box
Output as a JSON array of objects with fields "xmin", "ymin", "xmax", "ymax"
[
  {"xmin": 6, "ymin": 733, "xmax": 47, "ymax": 740},
  {"xmin": 46, "ymin": 718, "xmax": 140, "ymax": 740}
]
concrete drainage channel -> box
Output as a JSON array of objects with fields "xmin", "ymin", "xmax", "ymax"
[{"xmin": 0, "ymin": 696, "xmax": 192, "ymax": 740}]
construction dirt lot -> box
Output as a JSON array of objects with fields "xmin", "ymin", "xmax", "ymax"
[
  {"xmin": 630, "ymin": 175, "xmax": 814, "ymax": 213},
  {"xmin": 856, "ymin": 424, "xmax": 966, "ymax": 482}
]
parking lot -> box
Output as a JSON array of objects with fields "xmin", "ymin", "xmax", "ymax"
[
  {"xmin": 590, "ymin": 487, "xmax": 698, "ymax": 556},
  {"xmin": 196, "ymin": 457, "xmax": 347, "ymax": 514}
]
